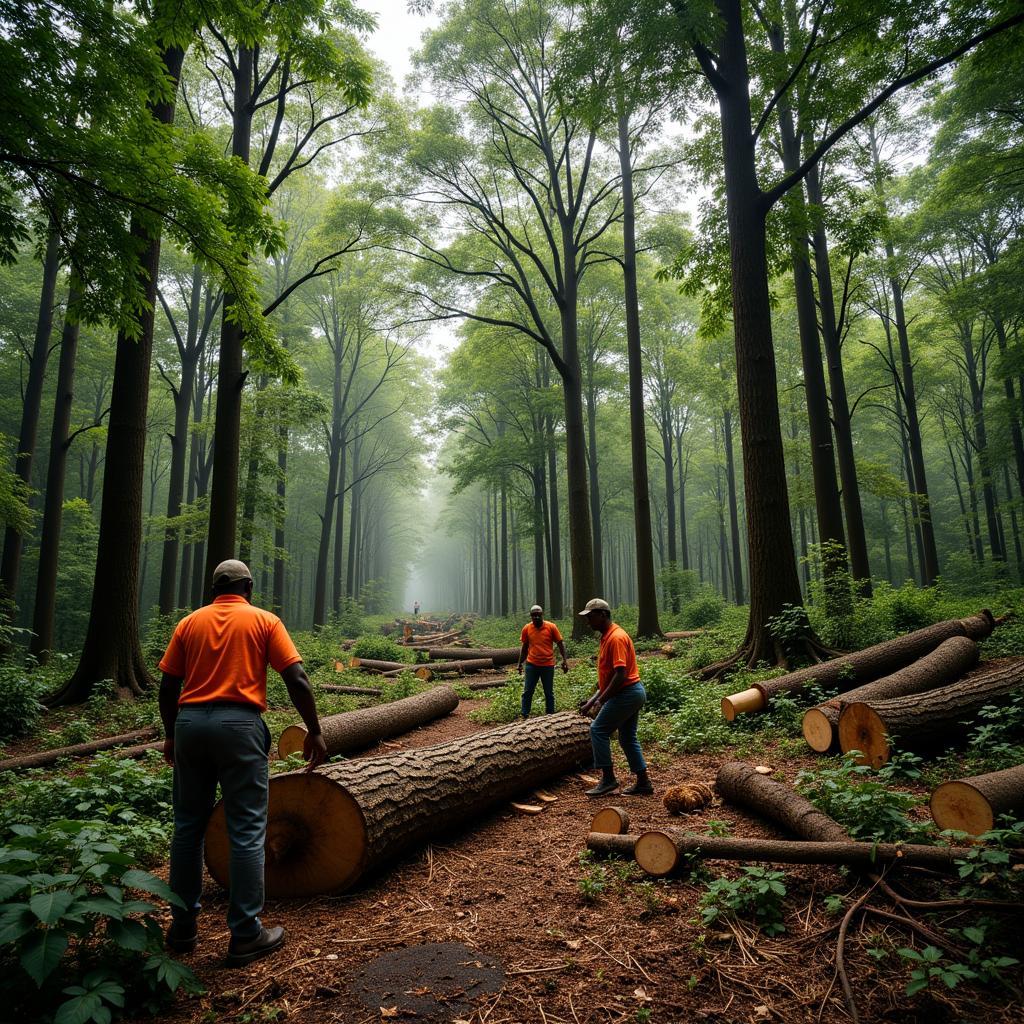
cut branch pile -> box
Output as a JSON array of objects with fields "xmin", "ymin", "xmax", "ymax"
[
  {"xmin": 722, "ymin": 610, "xmax": 996, "ymax": 719},
  {"xmin": 207, "ymin": 711, "xmax": 591, "ymax": 897},
  {"xmin": 801, "ymin": 636, "xmax": 980, "ymax": 753},
  {"xmin": 277, "ymin": 685, "xmax": 459, "ymax": 760},
  {"xmin": 837, "ymin": 660, "xmax": 1024, "ymax": 767},
  {"xmin": 930, "ymin": 764, "xmax": 1024, "ymax": 835}
]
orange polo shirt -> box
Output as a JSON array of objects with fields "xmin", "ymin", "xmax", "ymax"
[
  {"xmin": 520, "ymin": 620, "xmax": 563, "ymax": 667},
  {"xmin": 159, "ymin": 595, "xmax": 302, "ymax": 711},
  {"xmin": 597, "ymin": 623, "xmax": 640, "ymax": 695}
]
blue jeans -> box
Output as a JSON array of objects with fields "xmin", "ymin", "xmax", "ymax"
[
  {"xmin": 590, "ymin": 683, "xmax": 647, "ymax": 775},
  {"xmin": 169, "ymin": 703, "xmax": 271, "ymax": 941},
  {"xmin": 522, "ymin": 663, "xmax": 555, "ymax": 717}
]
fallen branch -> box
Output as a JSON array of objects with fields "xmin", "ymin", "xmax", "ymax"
[{"xmin": 0, "ymin": 727, "xmax": 161, "ymax": 772}]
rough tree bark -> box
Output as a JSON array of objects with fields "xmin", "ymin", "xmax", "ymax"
[
  {"xmin": 838, "ymin": 660, "xmax": 1024, "ymax": 767},
  {"xmin": 277, "ymin": 686, "xmax": 459, "ymax": 758},
  {"xmin": 205, "ymin": 711, "xmax": 591, "ymax": 896},
  {"xmin": 802, "ymin": 635, "xmax": 980, "ymax": 753}
]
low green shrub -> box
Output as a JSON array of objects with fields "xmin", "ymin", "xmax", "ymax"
[
  {"xmin": 699, "ymin": 867, "xmax": 788, "ymax": 936},
  {"xmin": 0, "ymin": 821, "xmax": 202, "ymax": 1023},
  {"xmin": 349, "ymin": 634, "xmax": 410, "ymax": 663},
  {"xmin": 0, "ymin": 663, "xmax": 45, "ymax": 743},
  {"xmin": 682, "ymin": 593, "xmax": 725, "ymax": 629}
]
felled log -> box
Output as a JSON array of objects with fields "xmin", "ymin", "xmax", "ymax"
[
  {"xmin": 417, "ymin": 659, "xmax": 495, "ymax": 678},
  {"xmin": 466, "ymin": 678, "xmax": 510, "ymax": 691},
  {"xmin": 277, "ymin": 686, "xmax": 459, "ymax": 759},
  {"xmin": 838, "ymin": 660, "xmax": 1024, "ymax": 767},
  {"xmin": 930, "ymin": 764, "xmax": 1024, "ymax": 835},
  {"xmin": 586, "ymin": 832, "xmax": 637, "ymax": 858},
  {"xmin": 206, "ymin": 711, "xmax": 591, "ymax": 897},
  {"xmin": 802, "ymin": 637, "xmax": 980, "ymax": 753},
  {"xmin": 633, "ymin": 828, "xmax": 979, "ymax": 877},
  {"xmin": 350, "ymin": 658, "xmax": 410, "ymax": 673},
  {"xmin": 320, "ymin": 684, "xmax": 384, "ymax": 697},
  {"xmin": 716, "ymin": 761, "xmax": 851, "ymax": 842},
  {"xmin": 591, "ymin": 806, "xmax": 630, "ymax": 834},
  {"xmin": 424, "ymin": 647, "xmax": 520, "ymax": 666},
  {"xmin": 0, "ymin": 726, "xmax": 160, "ymax": 772},
  {"xmin": 664, "ymin": 630, "xmax": 704, "ymax": 640},
  {"xmin": 722, "ymin": 610, "xmax": 996, "ymax": 719}
]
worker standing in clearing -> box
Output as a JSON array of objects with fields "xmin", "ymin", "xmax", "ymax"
[
  {"xmin": 159, "ymin": 559, "xmax": 327, "ymax": 967},
  {"xmin": 578, "ymin": 598, "xmax": 654, "ymax": 797},
  {"xmin": 516, "ymin": 604, "xmax": 569, "ymax": 717}
]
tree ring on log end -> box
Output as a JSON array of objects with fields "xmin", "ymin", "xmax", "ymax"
[
  {"xmin": 205, "ymin": 774, "xmax": 366, "ymax": 897},
  {"xmin": 930, "ymin": 781, "xmax": 993, "ymax": 836},
  {"xmin": 591, "ymin": 806, "xmax": 629, "ymax": 835},
  {"xmin": 837, "ymin": 702, "xmax": 890, "ymax": 768},
  {"xmin": 277, "ymin": 724, "xmax": 307, "ymax": 758},
  {"xmin": 634, "ymin": 831, "xmax": 678, "ymax": 877},
  {"xmin": 802, "ymin": 708, "xmax": 835, "ymax": 753}
]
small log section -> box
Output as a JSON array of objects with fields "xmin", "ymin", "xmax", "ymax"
[
  {"xmin": 420, "ymin": 646, "xmax": 519, "ymax": 666},
  {"xmin": 930, "ymin": 764, "xmax": 1024, "ymax": 835},
  {"xmin": 716, "ymin": 761, "xmax": 851, "ymax": 842},
  {"xmin": 663, "ymin": 630, "xmax": 704, "ymax": 640},
  {"xmin": 0, "ymin": 726, "xmax": 160, "ymax": 772},
  {"xmin": 586, "ymin": 833, "xmax": 637, "ymax": 858},
  {"xmin": 838, "ymin": 660, "xmax": 1024, "ymax": 768},
  {"xmin": 350, "ymin": 658, "xmax": 411, "ymax": 673},
  {"xmin": 278, "ymin": 686, "xmax": 459, "ymax": 759},
  {"xmin": 632, "ymin": 829, "xmax": 980, "ymax": 877},
  {"xmin": 207, "ymin": 711, "xmax": 592, "ymax": 897},
  {"xmin": 413, "ymin": 659, "xmax": 495, "ymax": 680},
  {"xmin": 802, "ymin": 636, "xmax": 980, "ymax": 753},
  {"xmin": 320, "ymin": 684, "xmax": 384, "ymax": 697},
  {"xmin": 722, "ymin": 610, "xmax": 995, "ymax": 719},
  {"xmin": 591, "ymin": 806, "xmax": 630, "ymax": 835}
]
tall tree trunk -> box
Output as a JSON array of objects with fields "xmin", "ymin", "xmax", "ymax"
[
  {"xmin": 584, "ymin": 368, "xmax": 604, "ymax": 595},
  {"xmin": 272, "ymin": 423, "xmax": 287, "ymax": 615},
  {"xmin": 332, "ymin": 433, "xmax": 347, "ymax": 616},
  {"xmin": 994, "ymin": 317, "xmax": 1024, "ymax": 499},
  {"xmin": 30, "ymin": 277, "xmax": 83, "ymax": 661},
  {"xmin": 531, "ymin": 464, "xmax": 545, "ymax": 609},
  {"xmin": 204, "ymin": 44, "xmax": 253, "ymax": 599},
  {"xmin": 806, "ymin": 162, "xmax": 872, "ymax": 596},
  {"xmin": 51, "ymin": 44, "xmax": 186, "ymax": 704},
  {"xmin": 617, "ymin": 105, "xmax": 661, "ymax": 635},
  {"xmin": 880, "ymin": 500, "xmax": 893, "ymax": 585},
  {"xmin": 723, "ymin": 407, "xmax": 744, "ymax": 605},
  {"xmin": 675, "ymin": 427, "xmax": 689, "ymax": 572},
  {"xmin": 543, "ymin": 372, "xmax": 564, "ymax": 618},
  {"xmin": 1, "ymin": 228, "xmax": 61, "ymax": 611},
  {"xmin": 500, "ymin": 482, "xmax": 509, "ymax": 616},
  {"xmin": 945, "ymin": 438, "xmax": 975, "ymax": 558}
]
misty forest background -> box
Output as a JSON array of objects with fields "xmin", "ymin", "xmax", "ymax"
[{"xmin": 2, "ymin": 0, "xmax": 1024, "ymax": 708}]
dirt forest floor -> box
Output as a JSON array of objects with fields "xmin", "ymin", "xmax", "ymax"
[{"xmin": 138, "ymin": 697, "xmax": 1023, "ymax": 1024}]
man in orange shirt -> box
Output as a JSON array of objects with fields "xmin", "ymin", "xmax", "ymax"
[
  {"xmin": 516, "ymin": 604, "xmax": 568, "ymax": 717},
  {"xmin": 578, "ymin": 598, "xmax": 653, "ymax": 797},
  {"xmin": 159, "ymin": 559, "xmax": 327, "ymax": 967}
]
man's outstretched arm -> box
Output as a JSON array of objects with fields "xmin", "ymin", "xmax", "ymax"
[{"xmin": 281, "ymin": 662, "xmax": 327, "ymax": 770}]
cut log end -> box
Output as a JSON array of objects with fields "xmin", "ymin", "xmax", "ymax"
[
  {"xmin": 930, "ymin": 781, "xmax": 995, "ymax": 836},
  {"xmin": 721, "ymin": 687, "xmax": 765, "ymax": 721},
  {"xmin": 591, "ymin": 806, "xmax": 630, "ymax": 835},
  {"xmin": 837, "ymin": 702, "xmax": 890, "ymax": 768},
  {"xmin": 277, "ymin": 725, "xmax": 308, "ymax": 760},
  {"xmin": 802, "ymin": 708, "xmax": 836, "ymax": 753},
  {"xmin": 205, "ymin": 774, "xmax": 367, "ymax": 897},
  {"xmin": 634, "ymin": 831, "xmax": 679, "ymax": 877}
]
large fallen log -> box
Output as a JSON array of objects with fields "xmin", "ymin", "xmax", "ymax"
[
  {"xmin": 277, "ymin": 686, "xmax": 459, "ymax": 759},
  {"xmin": 632, "ymin": 829, "xmax": 980, "ymax": 877},
  {"xmin": 415, "ymin": 659, "xmax": 495, "ymax": 679},
  {"xmin": 350, "ymin": 658, "xmax": 411, "ymax": 673},
  {"xmin": 320, "ymin": 684, "xmax": 384, "ymax": 697},
  {"xmin": 422, "ymin": 647, "xmax": 520, "ymax": 666},
  {"xmin": 838, "ymin": 661, "xmax": 1024, "ymax": 768},
  {"xmin": 722, "ymin": 610, "xmax": 996, "ymax": 719},
  {"xmin": 0, "ymin": 726, "xmax": 160, "ymax": 772},
  {"xmin": 466, "ymin": 678, "xmax": 511, "ymax": 691},
  {"xmin": 664, "ymin": 630, "xmax": 705, "ymax": 640},
  {"xmin": 802, "ymin": 637, "xmax": 980, "ymax": 753},
  {"xmin": 586, "ymin": 833, "xmax": 637, "ymax": 858},
  {"xmin": 206, "ymin": 711, "xmax": 591, "ymax": 897},
  {"xmin": 715, "ymin": 761, "xmax": 851, "ymax": 842},
  {"xmin": 930, "ymin": 764, "xmax": 1024, "ymax": 835}
]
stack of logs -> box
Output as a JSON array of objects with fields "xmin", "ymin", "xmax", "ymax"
[{"xmin": 336, "ymin": 645, "xmax": 520, "ymax": 691}]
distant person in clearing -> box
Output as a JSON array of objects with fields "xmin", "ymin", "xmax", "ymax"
[
  {"xmin": 158, "ymin": 559, "xmax": 327, "ymax": 968},
  {"xmin": 577, "ymin": 598, "xmax": 654, "ymax": 797},
  {"xmin": 413, "ymin": 600, "xmax": 420, "ymax": 618},
  {"xmin": 516, "ymin": 604, "xmax": 569, "ymax": 717}
]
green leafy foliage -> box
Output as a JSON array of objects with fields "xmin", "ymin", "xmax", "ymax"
[
  {"xmin": 0, "ymin": 822, "xmax": 202, "ymax": 1022},
  {"xmin": 699, "ymin": 867, "xmax": 788, "ymax": 936},
  {"xmin": 898, "ymin": 927, "xmax": 1019, "ymax": 998},
  {"xmin": 0, "ymin": 663, "xmax": 45, "ymax": 743},
  {"xmin": 350, "ymin": 634, "xmax": 411, "ymax": 663},
  {"xmin": 681, "ymin": 593, "xmax": 725, "ymax": 629}
]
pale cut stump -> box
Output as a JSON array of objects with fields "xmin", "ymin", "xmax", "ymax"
[
  {"xmin": 277, "ymin": 685, "xmax": 459, "ymax": 759},
  {"xmin": 206, "ymin": 711, "xmax": 591, "ymax": 897},
  {"xmin": 930, "ymin": 763, "xmax": 1024, "ymax": 835}
]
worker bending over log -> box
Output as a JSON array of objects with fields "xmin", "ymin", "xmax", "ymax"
[
  {"xmin": 158, "ymin": 559, "xmax": 326, "ymax": 968},
  {"xmin": 517, "ymin": 603, "xmax": 568, "ymax": 717},
  {"xmin": 578, "ymin": 598, "xmax": 654, "ymax": 797}
]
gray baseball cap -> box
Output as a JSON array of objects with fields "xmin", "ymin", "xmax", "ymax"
[
  {"xmin": 578, "ymin": 598, "xmax": 611, "ymax": 616},
  {"xmin": 530, "ymin": 604, "xmax": 543, "ymax": 614},
  {"xmin": 211, "ymin": 558, "xmax": 253, "ymax": 586}
]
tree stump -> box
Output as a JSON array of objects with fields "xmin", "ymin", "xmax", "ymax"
[
  {"xmin": 838, "ymin": 661, "xmax": 1024, "ymax": 767},
  {"xmin": 278, "ymin": 686, "xmax": 459, "ymax": 759},
  {"xmin": 206, "ymin": 711, "xmax": 591, "ymax": 896},
  {"xmin": 802, "ymin": 636, "xmax": 980, "ymax": 753},
  {"xmin": 930, "ymin": 764, "xmax": 1024, "ymax": 835}
]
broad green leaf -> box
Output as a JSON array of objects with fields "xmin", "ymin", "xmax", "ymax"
[
  {"xmin": 120, "ymin": 870, "xmax": 182, "ymax": 906},
  {"xmin": 0, "ymin": 906, "xmax": 38, "ymax": 943},
  {"xmin": 106, "ymin": 919, "xmax": 148, "ymax": 951},
  {"xmin": 30, "ymin": 891, "xmax": 76, "ymax": 925},
  {"xmin": 54, "ymin": 992, "xmax": 102, "ymax": 1024},
  {"xmin": 19, "ymin": 929, "xmax": 69, "ymax": 985},
  {"xmin": 68, "ymin": 897, "xmax": 124, "ymax": 920},
  {"xmin": 0, "ymin": 874, "xmax": 30, "ymax": 901}
]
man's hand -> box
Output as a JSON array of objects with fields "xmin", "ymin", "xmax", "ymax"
[
  {"xmin": 162, "ymin": 737, "xmax": 175, "ymax": 765},
  {"xmin": 516, "ymin": 663, "xmax": 523, "ymax": 674},
  {"xmin": 561, "ymin": 659, "xmax": 569, "ymax": 674},
  {"xmin": 303, "ymin": 731, "xmax": 328, "ymax": 772},
  {"xmin": 579, "ymin": 694, "xmax": 602, "ymax": 718}
]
